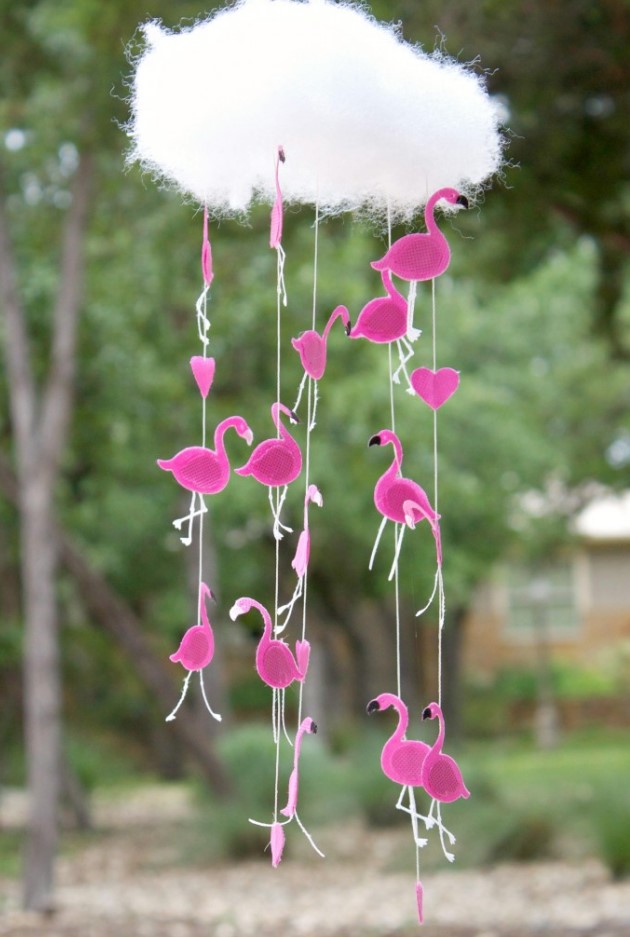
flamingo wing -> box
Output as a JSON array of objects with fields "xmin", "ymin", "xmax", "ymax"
[
  {"xmin": 170, "ymin": 625, "xmax": 213, "ymax": 671},
  {"xmin": 383, "ymin": 741, "xmax": 428, "ymax": 786},
  {"xmin": 246, "ymin": 441, "xmax": 300, "ymax": 487},
  {"xmin": 424, "ymin": 753, "xmax": 468, "ymax": 802}
]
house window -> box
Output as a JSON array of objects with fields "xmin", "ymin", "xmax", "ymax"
[{"xmin": 504, "ymin": 562, "xmax": 579, "ymax": 640}]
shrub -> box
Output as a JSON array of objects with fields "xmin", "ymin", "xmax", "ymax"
[{"xmin": 592, "ymin": 786, "xmax": 630, "ymax": 879}]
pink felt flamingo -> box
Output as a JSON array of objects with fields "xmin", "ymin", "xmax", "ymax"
[
  {"xmin": 158, "ymin": 415, "xmax": 253, "ymax": 545},
  {"xmin": 249, "ymin": 716, "xmax": 324, "ymax": 865},
  {"xmin": 270, "ymin": 145, "xmax": 287, "ymax": 306},
  {"xmin": 166, "ymin": 582, "xmax": 221, "ymax": 723},
  {"xmin": 292, "ymin": 305, "xmax": 350, "ymax": 419},
  {"xmin": 367, "ymin": 692, "xmax": 430, "ymax": 919},
  {"xmin": 368, "ymin": 429, "xmax": 440, "ymax": 580},
  {"xmin": 349, "ymin": 270, "xmax": 420, "ymax": 389},
  {"xmin": 281, "ymin": 716, "xmax": 317, "ymax": 818},
  {"xmin": 371, "ymin": 188, "xmax": 468, "ymax": 282},
  {"xmin": 235, "ymin": 402, "xmax": 302, "ymax": 540},
  {"xmin": 421, "ymin": 702, "xmax": 470, "ymax": 862},
  {"xmin": 229, "ymin": 596, "xmax": 310, "ymax": 742},
  {"xmin": 277, "ymin": 484, "xmax": 323, "ymax": 628}
]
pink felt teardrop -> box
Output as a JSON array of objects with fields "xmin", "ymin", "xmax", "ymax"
[
  {"xmin": 416, "ymin": 881, "xmax": 424, "ymax": 925},
  {"xmin": 190, "ymin": 356, "xmax": 215, "ymax": 398},
  {"xmin": 270, "ymin": 821, "xmax": 285, "ymax": 868},
  {"xmin": 201, "ymin": 208, "xmax": 214, "ymax": 285},
  {"xmin": 410, "ymin": 367, "xmax": 460, "ymax": 410}
]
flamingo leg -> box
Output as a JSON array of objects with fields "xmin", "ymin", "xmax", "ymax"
[
  {"xmin": 173, "ymin": 492, "xmax": 208, "ymax": 546},
  {"xmin": 280, "ymin": 690, "xmax": 293, "ymax": 748},
  {"xmin": 294, "ymin": 810, "xmax": 325, "ymax": 858},
  {"xmin": 198, "ymin": 668, "xmax": 222, "ymax": 722},
  {"xmin": 388, "ymin": 523, "xmax": 406, "ymax": 581},
  {"xmin": 293, "ymin": 371, "xmax": 308, "ymax": 415},
  {"xmin": 195, "ymin": 286, "xmax": 211, "ymax": 347},
  {"xmin": 396, "ymin": 787, "xmax": 432, "ymax": 842},
  {"xmin": 435, "ymin": 801, "xmax": 456, "ymax": 862},
  {"xmin": 270, "ymin": 486, "xmax": 292, "ymax": 541},
  {"xmin": 395, "ymin": 786, "xmax": 428, "ymax": 848},
  {"xmin": 310, "ymin": 380, "xmax": 319, "ymax": 432},
  {"xmin": 406, "ymin": 281, "xmax": 420, "ymax": 341},
  {"xmin": 415, "ymin": 567, "xmax": 440, "ymax": 618},
  {"xmin": 276, "ymin": 243, "xmax": 287, "ymax": 307},
  {"xmin": 165, "ymin": 671, "xmax": 192, "ymax": 722},
  {"xmin": 392, "ymin": 337, "xmax": 415, "ymax": 390},
  {"xmin": 277, "ymin": 576, "xmax": 304, "ymax": 630},
  {"xmin": 369, "ymin": 516, "xmax": 388, "ymax": 570}
]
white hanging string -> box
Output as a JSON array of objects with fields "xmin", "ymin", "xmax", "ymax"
[
  {"xmin": 431, "ymin": 276, "xmax": 445, "ymax": 709},
  {"xmin": 297, "ymin": 197, "xmax": 319, "ymax": 729}
]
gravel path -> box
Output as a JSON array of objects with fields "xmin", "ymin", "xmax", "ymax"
[{"xmin": 1, "ymin": 786, "xmax": 629, "ymax": 937}]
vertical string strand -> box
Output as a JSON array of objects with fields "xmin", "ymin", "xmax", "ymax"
[
  {"xmin": 431, "ymin": 276, "xmax": 443, "ymax": 708},
  {"xmin": 386, "ymin": 203, "xmax": 402, "ymax": 699},
  {"xmin": 297, "ymin": 199, "xmax": 319, "ymax": 728}
]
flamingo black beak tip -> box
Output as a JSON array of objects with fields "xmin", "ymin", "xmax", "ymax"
[
  {"xmin": 345, "ymin": 321, "xmax": 352, "ymax": 336},
  {"xmin": 456, "ymin": 194, "xmax": 469, "ymax": 209},
  {"xmin": 311, "ymin": 721, "xmax": 318, "ymax": 734},
  {"xmin": 368, "ymin": 434, "xmax": 382, "ymax": 448},
  {"xmin": 366, "ymin": 699, "xmax": 380, "ymax": 715},
  {"xmin": 289, "ymin": 409, "xmax": 300, "ymax": 424},
  {"xmin": 422, "ymin": 706, "xmax": 432, "ymax": 720},
  {"xmin": 208, "ymin": 588, "xmax": 217, "ymax": 603},
  {"xmin": 278, "ymin": 146, "xmax": 286, "ymax": 163}
]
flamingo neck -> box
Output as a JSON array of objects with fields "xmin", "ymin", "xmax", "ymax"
[
  {"xmin": 273, "ymin": 405, "xmax": 297, "ymax": 447},
  {"xmin": 215, "ymin": 417, "xmax": 240, "ymax": 453},
  {"xmin": 433, "ymin": 708, "xmax": 445, "ymax": 753},
  {"xmin": 424, "ymin": 191, "xmax": 444, "ymax": 236},
  {"xmin": 384, "ymin": 436, "xmax": 403, "ymax": 478},
  {"xmin": 381, "ymin": 270, "xmax": 404, "ymax": 305},
  {"xmin": 323, "ymin": 305, "xmax": 349, "ymax": 340},
  {"xmin": 200, "ymin": 587, "xmax": 211, "ymax": 631},
  {"xmin": 391, "ymin": 699, "xmax": 409, "ymax": 742}
]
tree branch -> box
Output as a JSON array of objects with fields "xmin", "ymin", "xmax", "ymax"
[
  {"xmin": 38, "ymin": 150, "xmax": 95, "ymax": 481},
  {"xmin": 0, "ymin": 165, "xmax": 37, "ymax": 472}
]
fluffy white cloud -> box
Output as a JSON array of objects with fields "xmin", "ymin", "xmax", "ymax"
[{"xmin": 128, "ymin": 0, "xmax": 503, "ymax": 218}]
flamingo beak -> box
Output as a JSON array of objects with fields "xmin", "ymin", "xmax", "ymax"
[
  {"xmin": 368, "ymin": 434, "xmax": 382, "ymax": 448},
  {"xmin": 278, "ymin": 146, "xmax": 286, "ymax": 163},
  {"xmin": 422, "ymin": 706, "xmax": 432, "ymax": 720},
  {"xmin": 228, "ymin": 602, "xmax": 243, "ymax": 621},
  {"xmin": 456, "ymin": 194, "xmax": 469, "ymax": 209},
  {"xmin": 243, "ymin": 428, "xmax": 254, "ymax": 446},
  {"xmin": 310, "ymin": 721, "xmax": 318, "ymax": 734},
  {"xmin": 208, "ymin": 588, "xmax": 217, "ymax": 603},
  {"xmin": 366, "ymin": 699, "xmax": 380, "ymax": 714},
  {"xmin": 289, "ymin": 409, "xmax": 300, "ymax": 424},
  {"xmin": 345, "ymin": 320, "xmax": 352, "ymax": 336}
]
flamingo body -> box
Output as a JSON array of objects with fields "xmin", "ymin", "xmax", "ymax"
[
  {"xmin": 367, "ymin": 693, "xmax": 430, "ymax": 786},
  {"xmin": 371, "ymin": 188, "xmax": 468, "ymax": 281},
  {"xmin": 421, "ymin": 702, "xmax": 470, "ymax": 803},
  {"xmin": 169, "ymin": 583, "xmax": 215, "ymax": 672},
  {"xmin": 236, "ymin": 402, "xmax": 301, "ymax": 487},
  {"xmin": 158, "ymin": 416, "xmax": 253, "ymax": 494},
  {"xmin": 349, "ymin": 271, "xmax": 407, "ymax": 344}
]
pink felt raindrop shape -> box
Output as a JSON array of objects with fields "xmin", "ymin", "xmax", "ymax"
[
  {"xmin": 372, "ymin": 188, "xmax": 468, "ymax": 281},
  {"xmin": 270, "ymin": 820, "xmax": 285, "ymax": 868},
  {"xmin": 416, "ymin": 881, "xmax": 424, "ymax": 926},
  {"xmin": 190, "ymin": 355, "xmax": 216, "ymax": 398},
  {"xmin": 410, "ymin": 367, "xmax": 460, "ymax": 410},
  {"xmin": 201, "ymin": 207, "xmax": 213, "ymax": 286}
]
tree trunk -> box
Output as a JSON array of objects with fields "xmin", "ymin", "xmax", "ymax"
[{"xmin": 20, "ymin": 475, "xmax": 60, "ymax": 911}]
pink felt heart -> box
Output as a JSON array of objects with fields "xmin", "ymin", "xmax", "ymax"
[
  {"xmin": 410, "ymin": 367, "xmax": 460, "ymax": 410},
  {"xmin": 190, "ymin": 356, "xmax": 216, "ymax": 398}
]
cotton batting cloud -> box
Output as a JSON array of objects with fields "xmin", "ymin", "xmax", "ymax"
[{"xmin": 127, "ymin": 0, "xmax": 503, "ymax": 218}]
